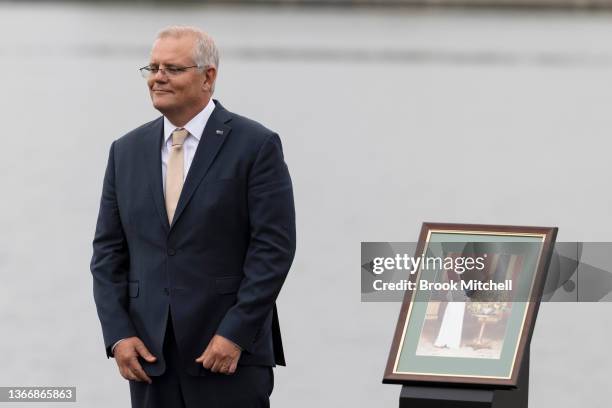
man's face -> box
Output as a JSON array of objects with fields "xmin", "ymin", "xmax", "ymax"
[{"xmin": 147, "ymin": 35, "xmax": 209, "ymax": 116}]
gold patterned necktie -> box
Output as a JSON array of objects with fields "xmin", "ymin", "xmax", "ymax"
[{"xmin": 165, "ymin": 128, "xmax": 189, "ymax": 224}]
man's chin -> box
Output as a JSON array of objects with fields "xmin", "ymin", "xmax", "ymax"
[{"xmin": 152, "ymin": 99, "xmax": 174, "ymax": 114}]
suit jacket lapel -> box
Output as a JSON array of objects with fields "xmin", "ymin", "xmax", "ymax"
[
  {"xmin": 144, "ymin": 117, "xmax": 171, "ymax": 233},
  {"xmin": 170, "ymin": 102, "xmax": 232, "ymax": 231}
]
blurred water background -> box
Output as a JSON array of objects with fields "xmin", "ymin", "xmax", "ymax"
[{"xmin": 1, "ymin": 2, "xmax": 611, "ymax": 407}]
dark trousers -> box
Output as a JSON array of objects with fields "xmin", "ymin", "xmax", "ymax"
[{"xmin": 129, "ymin": 312, "xmax": 274, "ymax": 408}]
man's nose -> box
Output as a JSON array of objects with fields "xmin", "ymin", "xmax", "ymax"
[{"xmin": 153, "ymin": 68, "xmax": 169, "ymax": 82}]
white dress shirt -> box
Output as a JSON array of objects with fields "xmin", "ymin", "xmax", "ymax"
[
  {"xmin": 161, "ymin": 98, "xmax": 216, "ymax": 194},
  {"xmin": 111, "ymin": 98, "xmax": 215, "ymax": 356}
]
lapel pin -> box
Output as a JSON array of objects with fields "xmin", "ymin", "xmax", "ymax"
[{"xmin": 216, "ymin": 130, "xmax": 224, "ymax": 135}]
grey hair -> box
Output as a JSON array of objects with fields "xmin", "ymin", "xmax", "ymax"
[{"xmin": 155, "ymin": 25, "xmax": 219, "ymax": 93}]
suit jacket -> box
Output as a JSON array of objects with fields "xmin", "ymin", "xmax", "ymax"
[{"xmin": 90, "ymin": 100, "xmax": 296, "ymax": 376}]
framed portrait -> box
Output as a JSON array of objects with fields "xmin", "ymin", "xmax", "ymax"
[{"xmin": 383, "ymin": 223, "xmax": 557, "ymax": 387}]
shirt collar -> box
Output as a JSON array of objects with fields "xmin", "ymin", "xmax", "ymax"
[{"xmin": 163, "ymin": 98, "xmax": 216, "ymax": 143}]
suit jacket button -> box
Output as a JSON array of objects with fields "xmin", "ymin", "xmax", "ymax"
[
  {"xmin": 163, "ymin": 288, "xmax": 170, "ymax": 296},
  {"xmin": 167, "ymin": 248, "xmax": 176, "ymax": 256}
]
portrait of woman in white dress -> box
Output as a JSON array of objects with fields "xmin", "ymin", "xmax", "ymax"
[{"xmin": 416, "ymin": 252, "xmax": 517, "ymax": 359}]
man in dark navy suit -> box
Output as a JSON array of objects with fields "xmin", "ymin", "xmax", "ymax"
[{"xmin": 90, "ymin": 26, "xmax": 296, "ymax": 408}]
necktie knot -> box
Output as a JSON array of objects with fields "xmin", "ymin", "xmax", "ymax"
[{"xmin": 171, "ymin": 128, "xmax": 189, "ymax": 146}]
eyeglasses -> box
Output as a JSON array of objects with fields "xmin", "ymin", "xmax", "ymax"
[{"xmin": 139, "ymin": 64, "xmax": 202, "ymax": 79}]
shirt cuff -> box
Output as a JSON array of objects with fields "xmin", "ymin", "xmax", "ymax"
[{"xmin": 111, "ymin": 338, "xmax": 127, "ymax": 356}]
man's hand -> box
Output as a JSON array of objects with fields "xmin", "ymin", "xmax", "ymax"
[
  {"xmin": 114, "ymin": 337, "xmax": 157, "ymax": 384},
  {"xmin": 195, "ymin": 335, "xmax": 242, "ymax": 375}
]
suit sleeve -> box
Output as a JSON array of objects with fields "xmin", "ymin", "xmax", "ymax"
[
  {"xmin": 90, "ymin": 141, "xmax": 137, "ymax": 358},
  {"xmin": 216, "ymin": 133, "xmax": 296, "ymax": 352}
]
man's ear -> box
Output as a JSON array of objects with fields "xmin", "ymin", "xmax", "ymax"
[{"xmin": 202, "ymin": 67, "xmax": 217, "ymax": 92}]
